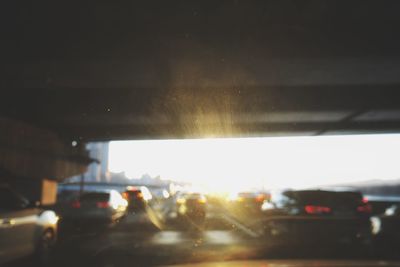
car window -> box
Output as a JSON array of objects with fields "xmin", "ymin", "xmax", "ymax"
[
  {"xmin": 80, "ymin": 193, "xmax": 109, "ymax": 202},
  {"xmin": 285, "ymin": 190, "xmax": 363, "ymax": 207}
]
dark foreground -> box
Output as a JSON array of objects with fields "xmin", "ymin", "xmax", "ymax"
[{"xmin": 6, "ymin": 202, "xmax": 400, "ymax": 267}]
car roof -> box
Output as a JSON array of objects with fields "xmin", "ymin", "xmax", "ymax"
[{"xmin": 285, "ymin": 189, "xmax": 361, "ymax": 194}]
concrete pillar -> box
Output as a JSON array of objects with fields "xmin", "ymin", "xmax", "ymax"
[{"xmin": 41, "ymin": 179, "xmax": 58, "ymax": 205}]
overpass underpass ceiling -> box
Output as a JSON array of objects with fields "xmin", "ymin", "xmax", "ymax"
[
  {"xmin": 2, "ymin": 86, "xmax": 400, "ymax": 140},
  {"xmin": 2, "ymin": 1, "xmax": 400, "ymax": 140},
  {"xmin": 51, "ymin": 110, "xmax": 400, "ymax": 140}
]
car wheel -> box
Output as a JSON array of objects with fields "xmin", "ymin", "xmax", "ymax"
[{"xmin": 34, "ymin": 229, "xmax": 56, "ymax": 266}]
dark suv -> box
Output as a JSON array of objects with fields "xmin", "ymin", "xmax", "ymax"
[
  {"xmin": 176, "ymin": 192, "xmax": 207, "ymax": 229},
  {"xmin": 123, "ymin": 186, "xmax": 153, "ymax": 212},
  {"xmin": 260, "ymin": 190, "xmax": 372, "ymax": 248}
]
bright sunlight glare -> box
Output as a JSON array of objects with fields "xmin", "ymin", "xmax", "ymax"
[{"xmin": 109, "ymin": 134, "xmax": 400, "ymax": 193}]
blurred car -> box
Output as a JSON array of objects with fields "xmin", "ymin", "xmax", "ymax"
[
  {"xmin": 60, "ymin": 190, "xmax": 127, "ymax": 230},
  {"xmin": 229, "ymin": 192, "xmax": 267, "ymax": 212},
  {"xmin": 260, "ymin": 190, "xmax": 372, "ymax": 247},
  {"xmin": 0, "ymin": 185, "xmax": 58, "ymax": 265},
  {"xmin": 122, "ymin": 186, "xmax": 153, "ymax": 212},
  {"xmin": 176, "ymin": 192, "xmax": 207, "ymax": 228}
]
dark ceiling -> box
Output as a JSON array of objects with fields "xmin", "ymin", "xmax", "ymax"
[{"xmin": 2, "ymin": 1, "xmax": 400, "ymax": 141}]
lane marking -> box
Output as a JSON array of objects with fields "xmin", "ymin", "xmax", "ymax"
[{"xmin": 219, "ymin": 213, "xmax": 259, "ymax": 238}]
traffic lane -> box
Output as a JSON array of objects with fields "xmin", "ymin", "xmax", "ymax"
[
  {"xmin": 58, "ymin": 207, "xmax": 256, "ymax": 252},
  {"xmin": 203, "ymin": 203, "xmax": 400, "ymax": 259},
  {"xmin": 51, "ymin": 207, "xmax": 260, "ymax": 267},
  {"xmin": 55, "ymin": 207, "xmax": 332, "ymax": 261},
  {"xmin": 50, "ymin": 202, "xmax": 400, "ymax": 266},
  {"xmin": 5, "ymin": 201, "xmax": 397, "ymax": 267},
  {"xmin": 1, "ymin": 198, "xmax": 397, "ymax": 265},
  {"xmin": 53, "ymin": 229, "xmax": 400, "ymax": 267},
  {"xmin": 89, "ymin": 230, "xmax": 261, "ymax": 267}
]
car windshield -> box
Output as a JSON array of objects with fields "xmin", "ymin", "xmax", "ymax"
[{"xmin": 3, "ymin": 1, "xmax": 400, "ymax": 267}]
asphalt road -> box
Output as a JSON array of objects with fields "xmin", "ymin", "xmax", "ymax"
[
  {"xmin": 7, "ymin": 202, "xmax": 400, "ymax": 267},
  {"xmin": 50, "ymin": 203, "xmax": 262, "ymax": 267}
]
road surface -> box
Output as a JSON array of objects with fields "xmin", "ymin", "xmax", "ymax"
[{"xmin": 8, "ymin": 202, "xmax": 400, "ymax": 267}]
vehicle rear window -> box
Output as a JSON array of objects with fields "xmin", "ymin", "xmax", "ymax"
[
  {"xmin": 127, "ymin": 190, "xmax": 141, "ymax": 195},
  {"xmin": 284, "ymin": 191, "xmax": 362, "ymax": 207},
  {"xmin": 183, "ymin": 193, "xmax": 202, "ymax": 199},
  {"xmin": 80, "ymin": 193, "xmax": 109, "ymax": 202}
]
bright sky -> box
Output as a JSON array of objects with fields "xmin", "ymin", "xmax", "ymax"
[{"xmin": 109, "ymin": 134, "xmax": 400, "ymax": 192}]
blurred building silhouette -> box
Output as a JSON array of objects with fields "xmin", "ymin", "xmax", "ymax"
[{"xmin": 66, "ymin": 142, "xmax": 110, "ymax": 183}]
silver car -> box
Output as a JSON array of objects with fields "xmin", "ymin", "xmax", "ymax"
[
  {"xmin": 0, "ymin": 185, "xmax": 59, "ymax": 265},
  {"xmin": 61, "ymin": 190, "xmax": 128, "ymax": 228}
]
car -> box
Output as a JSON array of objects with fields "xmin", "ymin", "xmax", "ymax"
[
  {"xmin": 176, "ymin": 192, "xmax": 207, "ymax": 229},
  {"xmin": 122, "ymin": 186, "xmax": 153, "ymax": 212},
  {"xmin": 0, "ymin": 185, "xmax": 59, "ymax": 265},
  {"xmin": 229, "ymin": 191, "xmax": 267, "ymax": 213},
  {"xmin": 60, "ymin": 190, "xmax": 128, "ymax": 231},
  {"xmin": 260, "ymin": 190, "xmax": 372, "ymax": 248}
]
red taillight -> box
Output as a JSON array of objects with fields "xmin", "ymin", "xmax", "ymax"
[
  {"xmin": 357, "ymin": 205, "xmax": 372, "ymax": 213},
  {"xmin": 71, "ymin": 200, "xmax": 81, "ymax": 208},
  {"xmin": 255, "ymin": 195, "xmax": 265, "ymax": 202},
  {"xmin": 305, "ymin": 205, "xmax": 332, "ymax": 214},
  {"xmin": 357, "ymin": 198, "xmax": 372, "ymax": 214},
  {"xmin": 96, "ymin": 201, "xmax": 110, "ymax": 208}
]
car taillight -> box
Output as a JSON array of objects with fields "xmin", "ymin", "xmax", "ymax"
[
  {"xmin": 357, "ymin": 198, "xmax": 372, "ymax": 214},
  {"xmin": 71, "ymin": 200, "xmax": 81, "ymax": 208},
  {"xmin": 357, "ymin": 205, "xmax": 372, "ymax": 213},
  {"xmin": 255, "ymin": 195, "xmax": 265, "ymax": 202},
  {"xmin": 96, "ymin": 201, "xmax": 110, "ymax": 208},
  {"xmin": 304, "ymin": 205, "xmax": 332, "ymax": 214}
]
